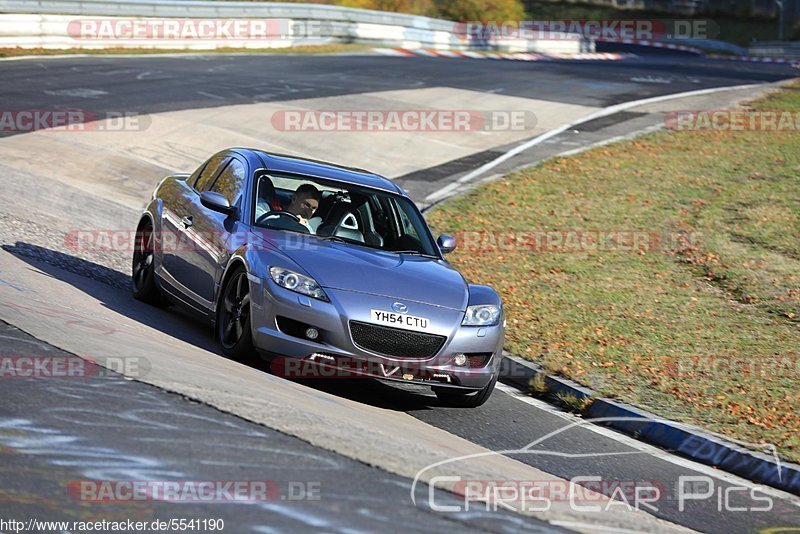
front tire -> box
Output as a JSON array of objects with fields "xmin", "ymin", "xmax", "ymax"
[
  {"xmin": 217, "ymin": 267, "xmax": 255, "ymax": 362},
  {"xmin": 434, "ymin": 373, "xmax": 498, "ymax": 408},
  {"xmin": 132, "ymin": 220, "xmax": 165, "ymax": 306}
]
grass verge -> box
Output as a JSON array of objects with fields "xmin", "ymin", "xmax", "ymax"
[
  {"xmin": 523, "ymin": 0, "xmax": 795, "ymax": 46},
  {"xmin": 427, "ymin": 80, "xmax": 800, "ymax": 462}
]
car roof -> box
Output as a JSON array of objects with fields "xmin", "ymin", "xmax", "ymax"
[{"xmin": 231, "ymin": 148, "xmax": 404, "ymax": 195}]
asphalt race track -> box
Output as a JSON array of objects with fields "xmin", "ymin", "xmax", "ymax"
[
  {"xmin": 1, "ymin": 51, "xmax": 799, "ymax": 533},
  {"xmin": 1, "ymin": 53, "xmax": 792, "ymax": 119}
]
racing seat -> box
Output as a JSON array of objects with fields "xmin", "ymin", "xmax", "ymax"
[
  {"xmin": 318, "ymin": 208, "xmax": 365, "ymax": 243},
  {"xmin": 254, "ymin": 175, "xmax": 282, "ymax": 222},
  {"xmin": 333, "ymin": 213, "xmax": 364, "ymax": 242}
]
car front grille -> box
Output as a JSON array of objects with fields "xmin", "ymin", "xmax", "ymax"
[{"xmin": 349, "ymin": 321, "xmax": 446, "ymax": 359}]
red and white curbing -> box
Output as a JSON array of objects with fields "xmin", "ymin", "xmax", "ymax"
[
  {"xmin": 599, "ymin": 39, "xmax": 799, "ymax": 66},
  {"xmin": 375, "ymin": 48, "xmax": 629, "ymax": 61},
  {"xmin": 377, "ymin": 46, "xmax": 800, "ymax": 68}
]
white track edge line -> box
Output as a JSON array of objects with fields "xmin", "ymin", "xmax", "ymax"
[
  {"xmin": 424, "ymin": 83, "xmax": 763, "ymax": 202},
  {"xmin": 495, "ymin": 383, "xmax": 800, "ymax": 505}
]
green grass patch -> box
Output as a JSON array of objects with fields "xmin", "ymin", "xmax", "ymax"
[
  {"xmin": 427, "ymin": 80, "xmax": 800, "ymax": 462},
  {"xmin": 530, "ymin": 373, "xmax": 550, "ymax": 395},
  {"xmin": 554, "ymin": 392, "xmax": 595, "ymax": 413},
  {"xmin": 523, "ymin": 0, "xmax": 794, "ymax": 46}
]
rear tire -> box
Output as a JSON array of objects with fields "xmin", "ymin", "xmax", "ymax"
[
  {"xmin": 131, "ymin": 220, "xmax": 166, "ymax": 306},
  {"xmin": 217, "ymin": 267, "xmax": 255, "ymax": 362},
  {"xmin": 434, "ymin": 372, "xmax": 498, "ymax": 408}
]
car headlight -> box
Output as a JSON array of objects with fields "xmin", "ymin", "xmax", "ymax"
[
  {"xmin": 268, "ymin": 267, "xmax": 328, "ymax": 301},
  {"xmin": 462, "ymin": 304, "xmax": 501, "ymax": 326}
]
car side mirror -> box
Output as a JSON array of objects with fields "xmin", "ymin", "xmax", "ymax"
[
  {"xmin": 437, "ymin": 234, "xmax": 457, "ymax": 254},
  {"xmin": 200, "ymin": 191, "xmax": 236, "ymax": 216}
]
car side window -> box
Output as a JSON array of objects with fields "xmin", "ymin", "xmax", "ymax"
[
  {"xmin": 209, "ymin": 159, "xmax": 246, "ymax": 206},
  {"xmin": 193, "ymin": 154, "xmax": 229, "ymax": 192},
  {"xmin": 395, "ymin": 199, "xmax": 421, "ymax": 241},
  {"xmin": 375, "ymin": 196, "xmax": 397, "ymax": 238}
]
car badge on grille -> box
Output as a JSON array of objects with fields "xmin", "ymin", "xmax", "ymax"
[{"xmin": 391, "ymin": 302, "xmax": 408, "ymax": 314}]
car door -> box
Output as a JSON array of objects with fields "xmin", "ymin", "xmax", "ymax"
[
  {"xmin": 161, "ymin": 153, "xmax": 230, "ymax": 306},
  {"xmin": 180, "ymin": 156, "xmax": 248, "ymax": 308}
]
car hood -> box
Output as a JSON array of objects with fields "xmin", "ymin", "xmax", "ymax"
[{"xmin": 259, "ymin": 231, "xmax": 469, "ymax": 310}]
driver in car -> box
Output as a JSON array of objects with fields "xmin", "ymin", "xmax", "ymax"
[
  {"xmin": 286, "ymin": 184, "xmax": 320, "ymax": 229},
  {"xmin": 259, "ymin": 184, "xmax": 320, "ymax": 233}
]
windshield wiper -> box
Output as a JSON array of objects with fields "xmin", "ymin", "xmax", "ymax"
[
  {"xmin": 315, "ymin": 238, "xmax": 438, "ymax": 258},
  {"xmin": 391, "ymin": 250, "xmax": 439, "ymax": 259}
]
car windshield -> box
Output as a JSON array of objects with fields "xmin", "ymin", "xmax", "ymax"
[{"xmin": 252, "ymin": 173, "xmax": 440, "ymax": 257}]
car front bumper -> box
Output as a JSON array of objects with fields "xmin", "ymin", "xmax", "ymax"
[{"xmin": 250, "ymin": 283, "xmax": 503, "ymax": 390}]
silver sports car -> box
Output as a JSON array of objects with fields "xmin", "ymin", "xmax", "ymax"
[{"xmin": 132, "ymin": 148, "xmax": 504, "ymax": 407}]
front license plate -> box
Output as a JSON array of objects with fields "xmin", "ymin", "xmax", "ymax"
[{"xmin": 370, "ymin": 309, "xmax": 431, "ymax": 332}]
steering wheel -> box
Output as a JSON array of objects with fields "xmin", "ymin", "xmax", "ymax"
[
  {"xmin": 255, "ymin": 210, "xmax": 309, "ymax": 234},
  {"xmin": 256, "ymin": 210, "xmax": 300, "ymax": 225}
]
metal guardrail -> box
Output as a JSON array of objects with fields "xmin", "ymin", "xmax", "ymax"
[
  {"xmin": 0, "ymin": 0, "xmax": 592, "ymax": 53},
  {"xmin": 0, "ymin": 0, "xmax": 458, "ymax": 30},
  {"xmin": 0, "ymin": 0, "xmax": 467, "ymax": 51}
]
